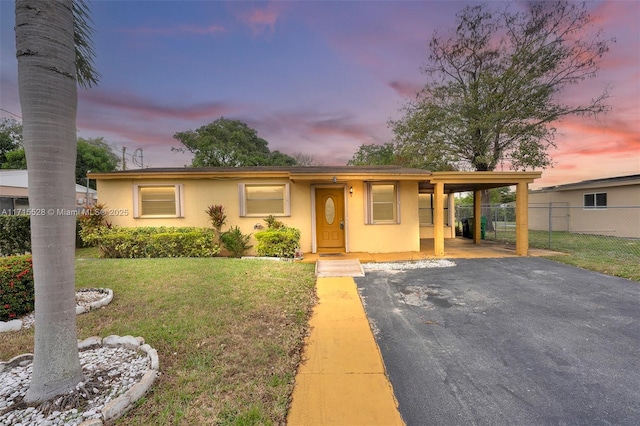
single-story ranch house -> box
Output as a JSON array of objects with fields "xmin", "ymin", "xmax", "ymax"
[
  {"xmin": 529, "ymin": 174, "xmax": 640, "ymax": 238},
  {"xmin": 90, "ymin": 166, "xmax": 541, "ymax": 256}
]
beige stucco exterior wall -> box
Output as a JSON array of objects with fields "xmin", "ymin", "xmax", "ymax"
[
  {"xmin": 97, "ymin": 177, "xmax": 424, "ymax": 254},
  {"xmin": 343, "ymin": 180, "xmax": 421, "ymax": 253},
  {"xmin": 99, "ymin": 177, "xmax": 314, "ymax": 254},
  {"xmin": 529, "ymin": 184, "xmax": 640, "ymax": 238}
]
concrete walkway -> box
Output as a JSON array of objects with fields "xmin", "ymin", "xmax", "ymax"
[
  {"xmin": 301, "ymin": 238, "xmax": 562, "ymax": 264},
  {"xmin": 287, "ymin": 239, "xmax": 561, "ymax": 424},
  {"xmin": 287, "ymin": 275, "xmax": 404, "ymax": 425}
]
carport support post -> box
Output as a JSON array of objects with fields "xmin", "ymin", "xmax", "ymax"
[
  {"xmin": 473, "ymin": 190, "xmax": 482, "ymax": 244},
  {"xmin": 515, "ymin": 182, "xmax": 529, "ymax": 256},
  {"xmin": 433, "ymin": 182, "xmax": 445, "ymax": 256}
]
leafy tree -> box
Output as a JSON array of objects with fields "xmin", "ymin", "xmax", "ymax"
[
  {"xmin": 292, "ymin": 152, "xmax": 320, "ymax": 166},
  {"xmin": 390, "ymin": 1, "xmax": 612, "ymax": 172},
  {"xmin": 0, "ymin": 118, "xmax": 23, "ymax": 168},
  {"xmin": 16, "ymin": 0, "xmax": 99, "ymax": 403},
  {"xmin": 268, "ymin": 150, "xmax": 298, "ymax": 166},
  {"xmin": 0, "ymin": 136, "xmax": 118, "ymax": 189},
  {"xmin": 347, "ymin": 143, "xmax": 396, "ymax": 166},
  {"xmin": 76, "ymin": 137, "xmax": 119, "ymax": 188},
  {"xmin": 173, "ymin": 117, "xmax": 297, "ymax": 167},
  {"xmin": 456, "ymin": 187, "xmax": 516, "ymax": 205},
  {"xmin": 2, "ymin": 147, "xmax": 27, "ymax": 169},
  {"xmin": 347, "ymin": 141, "xmax": 456, "ymax": 171}
]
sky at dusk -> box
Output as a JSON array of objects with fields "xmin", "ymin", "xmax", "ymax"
[{"xmin": 1, "ymin": 0, "xmax": 638, "ymax": 189}]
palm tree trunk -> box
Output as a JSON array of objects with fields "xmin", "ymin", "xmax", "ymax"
[{"xmin": 16, "ymin": 0, "xmax": 84, "ymax": 403}]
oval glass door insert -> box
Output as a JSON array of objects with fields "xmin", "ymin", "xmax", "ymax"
[{"xmin": 325, "ymin": 197, "xmax": 335, "ymax": 224}]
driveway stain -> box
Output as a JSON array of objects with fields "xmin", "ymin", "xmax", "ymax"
[{"xmin": 395, "ymin": 284, "xmax": 461, "ymax": 309}]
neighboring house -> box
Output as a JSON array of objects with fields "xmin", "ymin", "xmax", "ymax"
[
  {"xmin": 0, "ymin": 169, "xmax": 97, "ymax": 213},
  {"xmin": 90, "ymin": 166, "xmax": 541, "ymax": 256},
  {"xmin": 529, "ymin": 174, "xmax": 640, "ymax": 238}
]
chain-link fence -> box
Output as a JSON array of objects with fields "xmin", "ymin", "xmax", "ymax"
[{"xmin": 455, "ymin": 203, "xmax": 640, "ymax": 256}]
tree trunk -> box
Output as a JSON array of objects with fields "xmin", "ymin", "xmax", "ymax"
[
  {"xmin": 16, "ymin": 0, "xmax": 84, "ymax": 403},
  {"xmin": 481, "ymin": 189, "xmax": 494, "ymax": 232}
]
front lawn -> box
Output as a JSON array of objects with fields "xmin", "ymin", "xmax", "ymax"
[
  {"xmin": 486, "ymin": 229, "xmax": 640, "ymax": 282},
  {"xmin": 0, "ymin": 256, "xmax": 316, "ymax": 425}
]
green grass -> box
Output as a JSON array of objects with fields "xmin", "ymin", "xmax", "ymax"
[
  {"xmin": 486, "ymin": 229, "xmax": 640, "ymax": 282},
  {"xmin": 0, "ymin": 256, "xmax": 316, "ymax": 425}
]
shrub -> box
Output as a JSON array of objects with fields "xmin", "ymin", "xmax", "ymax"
[
  {"xmin": 254, "ymin": 227, "xmax": 301, "ymax": 258},
  {"xmin": 263, "ymin": 215, "xmax": 285, "ymax": 230},
  {"xmin": 81, "ymin": 226, "xmax": 220, "ymax": 258},
  {"xmin": 221, "ymin": 226, "xmax": 252, "ymax": 258},
  {"xmin": 146, "ymin": 232, "xmax": 219, "ymax": 257},
  {"xmin": 0, "ymin": 215, "xmax": 31, "ymax": 256},
  {"xmin": 0, "ymin": 255, "xmax": 34, "ymax": 321},
  {"xmin": 78, "ymin": 203, "xmax": 110, "ymax": 247}
]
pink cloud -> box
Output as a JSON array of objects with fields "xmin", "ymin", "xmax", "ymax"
[
  {"xmin": 237, "ymin": 2, "xmax": 284, "ymax": 35},
  {"xmin": 79, "ymin": 90, "xmax": 237, "ymax": 122},
  {"xmin": 553, "ymin": 116, "xmax": 640, "ymax": 157},
  {"xmin": 237, "ymin": 110, "xmax": 390, "ymax": 166},
  {"xmin": 308, "ymin": 116, "xmax": 378, "ymax": 145},
  {"xmin": 388, "ymin": 81, "xmax": 423, "ymax": 98}
]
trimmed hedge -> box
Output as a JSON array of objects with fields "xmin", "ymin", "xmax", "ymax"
[
  {"xmin": 0, "ymin": 215, "xmax": 31, "ymax": 256},
  {"xmin": 0, "ymin": 255, "xmax": 34, "ymax": 321},
  {"xmin": 254, "ymin": 227, "xmax": 301, "ymax": 258},
  {"xmin": 82, "ymin": 226, "xmax": 220, "ymax": 258}
]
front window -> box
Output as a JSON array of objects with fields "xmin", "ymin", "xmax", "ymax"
[
  {"xmin": 584, "ymin": 192, "xmax": 607, "ymax": 210},
  {"xmin": 133, "ymin": 184, "xmax": 183, "ymax": 218},
  {"xmin": 240, "ymin": 183, "xmax": 290, "ymax": 216},
  {"xmin": 366, "ymin": 182, "xmax": 399, "ymax": 224},
  {"xmin": 419, "ymin": 193, "xmax": 449, "ymax": 226}
]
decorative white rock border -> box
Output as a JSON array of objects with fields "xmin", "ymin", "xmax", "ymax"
[
  {"xmin": 75, "ymin": 288, "xmax": 114, "ymax": 315},
  {"xmin": 0, "ymin": 288, "xmax": 113, "ymax": 333},
  {"xmin": 0, "ymin": 335, "xmax": 160, "ymax": 425}
]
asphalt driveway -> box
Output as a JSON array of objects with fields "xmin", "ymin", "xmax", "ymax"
[{"xmin": 356, "ymin": 258, "xmax": 640, "ymax": 425}]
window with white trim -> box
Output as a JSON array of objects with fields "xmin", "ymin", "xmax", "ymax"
[
  {"xmin": 239, "ymin": 183, "xmax": 290, "ymax": 216},
  {"xmin": 133, "ymin": 184, "xmax": 184, "ymax": 218},
  {"xmin": 584, "ymin": 192, "xmax": 607, "ymax": 209},
  {"xmin": 418, "ymin": 193, "xmax": 449, "ymax": 226},
  {"xmin": 366, "ymin": 182, "xmax": 399, "ymax": 224}
]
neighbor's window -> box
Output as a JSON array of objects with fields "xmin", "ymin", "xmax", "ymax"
[
  {"xmin": 366, "ymin": 182, "xmax": 399, "ymax": 224},
  {"xmin": 133, "ymin": 184, "xmax": 184, "ymax": 218},
  {"xmin": 584, "ymin": 192, "xmax": 607, "ymax": 209},
  {"xmin": 418, "ymin": 193, "xmax": 449, "ymax": 226},
  {"xmin": 239, "ymin": 183, "xmax": 290, "ymax": 216}
]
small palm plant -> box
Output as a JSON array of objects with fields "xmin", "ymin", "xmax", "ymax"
[{"xmin": 205, "ymin": 204, "xmax": 227, "ymax": 247}]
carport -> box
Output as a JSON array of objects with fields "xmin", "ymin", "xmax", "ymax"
[{"xmin": 422, "ymin": 171, "xmax": 541, "ymax": 256}]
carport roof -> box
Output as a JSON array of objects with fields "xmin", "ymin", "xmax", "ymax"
[{"xmin": 421, "ymin": 171, "xmax": 542, "ymax": 193}]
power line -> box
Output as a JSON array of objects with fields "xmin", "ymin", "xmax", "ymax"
[{"xmin": 0, "ymin": 108, "xmax": 22, "ymax": 119}]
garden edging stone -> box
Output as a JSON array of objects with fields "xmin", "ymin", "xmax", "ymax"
[
  {"xmin": 0, "ymin": 335, "xmax": 160, "ymax": 425},
  {"xmin": 0, "ymin": 288, "xmax": 113, "ymax": 332}
]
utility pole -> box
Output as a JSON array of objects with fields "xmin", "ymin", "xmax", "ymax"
[
  {"xmin": 133, "ymin": 148, "xmax": 144, "ymax": 169},
  {"xmin": 122, "ymin": 146, "xmax": 126, "ymax": 170}
]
